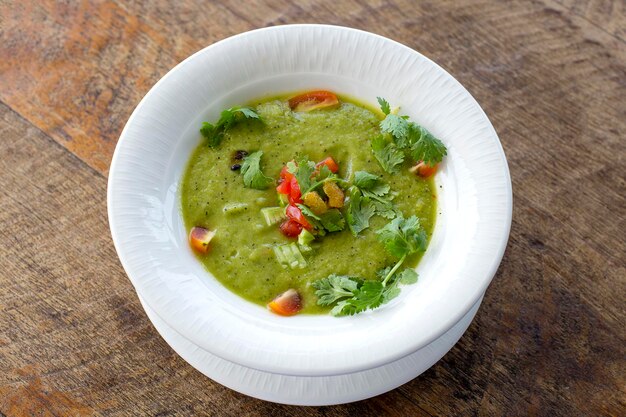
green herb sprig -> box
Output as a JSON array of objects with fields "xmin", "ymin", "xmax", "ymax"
[
  {"xmin": 200, "ymin": 106, "xmax": 261, "ymax": 147},
  {"xmin": 374, "ymin": 97, "xmax": 447, "ymax": 169},
  {"xmin": 314, "ymin": 214, "xmax": 427, "ymax": 316},
  {"xmin": 240, "ymin": 150, "xmax": 273, "ymax": 190}
]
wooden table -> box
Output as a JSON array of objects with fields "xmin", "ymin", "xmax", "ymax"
[{"xmin": 1, "ymin": 1, "xmax": 624, "ymax": 415}]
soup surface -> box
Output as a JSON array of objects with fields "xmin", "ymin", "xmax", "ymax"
[{"xmin": 181, "ymin": 95, "xmax": 437, "ymax": 314}]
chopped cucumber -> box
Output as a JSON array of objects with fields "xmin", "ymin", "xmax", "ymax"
[
  {"xmin": 223, "ymin": 202, "xmax": 248, "ymax": 214},
  {"xmin": 297, "ymin": 229, "xmax": 315, "ymax": 252},
  {"xmin": 273, "ymin": 243, "xmax": 307, "ymax": 269},
  {"xmin": 278, "ymin": 193, "xmax": 289, "ymax": 207},
  {"xmin": 261, "ymin": 206, "xmax": 286, "ymax": 226},
  {"xmin": 249, "ymin": 245, "xmax": 273, "ymax": 261}
]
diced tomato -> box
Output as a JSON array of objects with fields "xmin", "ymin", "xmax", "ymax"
[
  {"xmin": 410, "ymin": 161, "xmax": 438, "ymax": 178},
  {"xmin": 316, "ymin": 157, "xmax": 339, "ymax": 173},
  {"xmin": 276, "ymin": 178, "xmax": 291, "ymax": 195},
  {"xmin": 288, "ymin": 177, "xmax": 302, "ymax": 204},
  {"xmin": 277, "ymin": 163, "xmax": 296, "ymax": 195},
  {"xmin": 285, "ymin": 204, "xmax": 312, "ymax": 230},
  {"xmin": 189, "ymin": 226, "xmax": 216, "ymax": 254},
  {"xmin": 288, "ymin": 91, "xmax": 339, "ymax": 112},
  {"xmin": 280, "ymin": 165, "xmax": 294, "ymax": 182},
  {"xmin": 279, "ymin": 219, "xmax": 302, "ymax": 237},
  {"xmin": 268, "ymin": 289, "xmax": 302, "ymax": 316}
]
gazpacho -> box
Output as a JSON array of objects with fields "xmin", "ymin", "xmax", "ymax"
[{"xmin": 180, "ymin": 92, "xmax": 446, "ymax": 316}]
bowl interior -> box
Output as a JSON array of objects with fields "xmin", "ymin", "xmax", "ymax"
[{"xmin": 108, "ymin": 25, "xmax": 511, "ymax": 376}]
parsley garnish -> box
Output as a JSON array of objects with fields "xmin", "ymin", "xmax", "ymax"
[
  {"xmin": 314, "ymin": 214, "xmax": 427, "ymax": 316},
  {"xmin": 374, "ymin": 97, "xmax": 447, "ymax": 167},
  {"xmin": 200, "ymin": 106, "xmax": 261, "ymax": 147},
  {"xmin": 240, "ymin": 151, "xmax": 273, "ymax": 190}
]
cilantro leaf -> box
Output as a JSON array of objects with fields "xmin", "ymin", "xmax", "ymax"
[
  {"xmin": 287, "ymin": 158, "xmax": 316, "ymax": 192},
  {"xmin": 240, "ymin": 151, "xmax": 273, "ymax": 190},
  {"xmin": 296, "ymin": 204, "xmax": 324, "ymax": 231},
  {"xmin": 236, "ymin": 107, "xmax": 261, "ymax": 120},
  {"xmin": 380, "ymin": 114, "xmax": 410, "ymax": 140},
  {"xmin": 354, "ymin": 171, "xmax": 391, "ymax": 197},
  {"xmin": 371, "ymin": 135, "xmax": 404, "ymax": 174},
  {"xmin": 313, "ymin": 274, "xmax": 359, "ymax": 305},
  {"xmin": 376, "ymin": 215, "xmax": 427, "ymax": 259},
  {"xmin": 378, "ymin": 265, "xmax": 417, "ymax": 295},
  {"xmin": 200, "ymin": 122, "xmax": 222, "ymax": 147},
  {"xmin": 316, "ymin": 249, "xmax": 421, "ymax": 316},
  {"xmin": 296, "ymin": 203, "xmax": 321, "ymax": 220},
  {"xmin": 316, "ymin": 265, "xmax": 420, "ymax": 316},
  {"xmin": 408, "ymin": 124, "xmax": 448, "ymax": 166},
  {"xmin": 200, "ymin": 106, "xmax": 261, "ymax": 147},
  {"xmin": 319, "ymin": 209, "xmax": 345, "ymax": 232},
  {"xmin": 298, "ymin": 204, "xmax": 344, "ymax": 233},
  {"xmin": 302, "ymin": 165, "xmax": 344, "ymax": 195},
  {"xmin": 330, "ymin": 280, "xmax": 385, "ymax": 316},
  {"xmin": 317, "ymin": 165, "xmax": 335, "ymax": 181},
  {"xmin": 346, "ymin": 186, "xmax": 376, "ymax": 236},
  {"xmin": 382, "ymin": 286, "xmax": 401, "ymax": 303},
  {"xmin": 375, "ymin": 98, "xmax": 448, "ymax": 166},
  {"xmin": 377, "ymin": 97, "xmax": 391, "ymax": 115},
  {"xmin": 398, "ymin": 268, "xmax": 418, "ymax": 284},
  {"xmin": 353, "ymin": 170, "xmax": 380, "ymax": 189},
  {"xmin": 353, "ymin": 171, "xmax": 397, "ymax": 219},
  {"xmin": 367, "ymin": 195, "xmax": 397, "ymax": 219}
]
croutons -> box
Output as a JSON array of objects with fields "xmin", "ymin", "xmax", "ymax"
[
  {"xmin": 303, "ymin": 191, "xmax": 328, "ymax": 215},
  {"xmin": 323, "ymin": 181, "xmax": 345, "ymax": 208}
]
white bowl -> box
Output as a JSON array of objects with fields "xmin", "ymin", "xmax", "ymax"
[
  {"xmin": 108, "ymin": 25, "xmax": 511, "ymax": 377},
  {"xmin": 138, "ymin": 294, "xmax": 484, "ymax": 405}
]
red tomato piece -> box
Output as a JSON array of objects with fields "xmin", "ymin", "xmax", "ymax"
[
  {"xmin": 316, "ymin": 156, "xmax": 339, "ymax": 173},
  {"xmin": 285, "ymin": 204, "xmax": 312, "ymax": 230},
  {"xmin": 189, "ymin": 226, "xmax": 215, "ymax": 254},
  {"xmin": 410, "ymin": 161, "xmax": 438, "ymax": 178},
  {"xmin": 276, "ymin": 178, "xmax": 291, "ymax": 195},
  {"xmin": 288, "ymin": 91, "xmax": 339, "ymax": 112},
  {"xmin": 278, "ymin": 162, "xmax": 296, "ymax": 195},
  {"xmin": 280, "ymin": 165, "xmax": 294, "ymax": 182},
  {"xmin": 279, "ymin": 219, "xmax": 303, "ymax": 237},
  {"xmin": 288, "ymin": 177, "xmax": 302, "ymax": 204},
  {"xmin": 268, "ymin": 289, "xmax": 302, "ymax": 316}
]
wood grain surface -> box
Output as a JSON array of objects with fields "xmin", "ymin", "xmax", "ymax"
[{"xmin": 1, "ymin": 0, "xmax": 624, "ymax": 415}]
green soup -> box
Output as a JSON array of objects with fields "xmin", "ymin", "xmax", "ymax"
[{"xmin": 180, "ymin": 95, "xmax": 437, "ymax": 314}]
